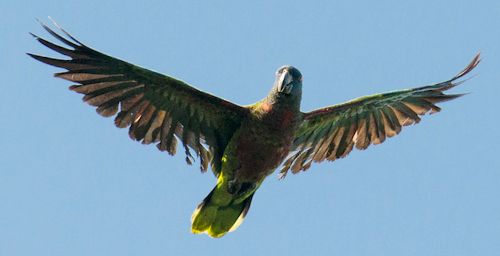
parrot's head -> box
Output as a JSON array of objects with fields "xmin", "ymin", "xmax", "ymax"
[{"xmin": 274, "ymin": 65, "xmax": 303, "ymax": 98}]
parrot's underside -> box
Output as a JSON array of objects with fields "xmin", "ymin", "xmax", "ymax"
[
  {"xmin": 192, "ymin": 108, "xmax": 302, "ymax": 237},
  {"xmin": 29, "ymin": 20, "xmax": 480, "ymax": 238}
]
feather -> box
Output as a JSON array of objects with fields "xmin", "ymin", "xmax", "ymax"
[
  {"xmin": 164, "ymin": 121, "xmax": 180, "ymax": 155},
  {"xmin": 381, "ymin": 107, "xmax": 401, "ymax": 135},
  {"xmin": 96, "ymin": 102, "xmax": 119, "ymax": 117},
  {"xmin": 38, "ymin": 20, "xmax": 81, "ymax": 48},
  {"xmin": 83, "ymin": 85, "xmax": 143, "ymax": 107},
  {"xmin": 143, "ymin": 111, "xmax": 166, "ymax": 144},
  {"xmin": 393, "ymin": 102, "xmax": 420, "ymax": 124},
  {"xmin": 133, "ymin": 105, "xmax": 157, "ymax": 141},
  {"xmin": 354, "ymin": 114, "xmax": 370, "ymax": 150},
  {"xmin": 120, "ymin": 93, "xmax": 144, "ymax": 112},
  {"xmin": 338, "ymin": 121, "xmax": 358, "ymax": 157},
  {"xmin": 30, "ymin": 33, "xmax": 88, "ymax": 59},
  {"xmin": 127, "ymin": 101, "xmax": 151, "ymax": 140},
  {"xmin": 157, "ymin": 115, "xmax": 173, "ymax": 152},
  {"xmin": 372, "ymin": 109, "xmax": 386, "ymax": 144},
  {"xmin": 422, "ymin": 94, "xmax": 464, "ymax": 104},
  {"xmin": 402, "ymin": 100, "xmax": 429, "ymax": 115},
  {"xmin": 58, "ymin": 72, "xmax": 123, "ymax": 83},
  {"xmin": 69, "ymin": 81, "xmax": 131, "ymax": 94},
  {"xmin": 326, "ymin": 127, "xmax": 345, "ymax": 160},
  {"xmin": 367, "ymin": 112, "xmax": 380, "ymax": 145},
  {"xmin": 28, "ymin": 54, "xmax": 98, "ymax": 70},
  {"xmin": 312, "ymin": 137, "xmax": 332, "ymax": 162},
  {"xmin": 114, "ymin": 99, "xmax": 147, "ymax": 128}
]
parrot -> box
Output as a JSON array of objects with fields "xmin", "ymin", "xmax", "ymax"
[{"xmin": 29, "ymin": 20, "xmax": 480, "ymax": 238}]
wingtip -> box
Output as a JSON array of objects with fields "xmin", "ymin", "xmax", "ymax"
[
  {"xmin": 33, "ymin": 18, "xmax": 83, "ymax": 49},
  {"xmin": 48, "ymin": 16, "xmax": 61, "ymax": 30},
  {"xmin": 26, "ymin": 52, "xmax": 37, "ymax": 58},
  {"xmin": 48, "ymin": 16, "xmax": 84, "ymax": 45},
  {"xmin": 37, "ymin": 18, "xmax": 51, "ymax": 31},
  {"xmin": 453, "ymin": 52, "xmax": 481, "ymax": 80},
  {"xmin": 472, "ymin": 51, "xmax": 481, "ymax": 67},
  {"xmin": 29, "ymin": 32, "xmax": 39, "ymax": 39},
  {"xmin": 451, "ymin": 92, "xmax": 468, "ymax": 98},
  {"xmin": 37, "ymin": 16, "xmax": 56, "ymax": 27}
]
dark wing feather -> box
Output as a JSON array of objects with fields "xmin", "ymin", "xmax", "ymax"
[
  {"xmin": 280, "ymin": 54, "xmax": 480, "ymax": 178},
  {"xmin": 29, "ymin": 21, "xmax": 248, "ymax": 175}
]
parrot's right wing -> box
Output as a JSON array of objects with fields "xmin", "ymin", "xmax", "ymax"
[
  {"xmin": 280, "ymin": 54, "xmax": 480, "ymax": 178},
  {"xmin": 29, "ymin": 21, "xmax": 248, "ymax": 175}
]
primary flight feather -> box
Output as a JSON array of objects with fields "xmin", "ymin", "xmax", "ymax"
[{"xmin": 29, "ymin": 20, "xmax": 480, "ymax": 238}]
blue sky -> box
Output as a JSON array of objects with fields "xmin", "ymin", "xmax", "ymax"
[{"xmin": 1, "ymin": 0, "xmax": 499, "ymax": 255}]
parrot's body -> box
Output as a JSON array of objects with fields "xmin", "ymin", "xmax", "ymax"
[
  {"xmin": 30, "ymin": 20, "xmax": 480, "ymax": 238},
  {"xmin": 192, "ymin": 87, "xmax": 303, "ymax": 237}
]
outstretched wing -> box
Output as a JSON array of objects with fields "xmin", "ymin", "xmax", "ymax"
[
  {"xmin": 280, "ymin": 54, "xmax": 480, "ymax": 177},
  {"xmin": 29, "ymin": 20, "xmax": 248, "ymax": 175}
]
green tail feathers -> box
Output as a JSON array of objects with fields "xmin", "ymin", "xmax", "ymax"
[{"xmin": 191, "ymin": 186, "xmax": 255, "ymax": 238}]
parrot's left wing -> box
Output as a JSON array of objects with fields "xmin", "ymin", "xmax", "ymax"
[
  {"xmin": 29, "ymin": 21, "xmax": 248, "ymax": 175},
  {"xmin": 280, "ymin": 54, "xmax": 480, "ymax": 178}
]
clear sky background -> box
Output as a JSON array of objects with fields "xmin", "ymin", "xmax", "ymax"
[{"xmin": 1, "ymin": 0, "xmax": 499, "ymax": 255}]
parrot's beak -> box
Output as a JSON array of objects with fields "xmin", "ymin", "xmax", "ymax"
[{"xmin": 277, "ymin": 70, "xmax": 294, "ymax": 94}]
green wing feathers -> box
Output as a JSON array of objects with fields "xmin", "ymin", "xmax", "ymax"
[
  {"xmin": 29, "ymin": 21, "xmax": 247, "ymax": 174},
  {"xmin": 280, "ymin": 54, "xmax": 480, "ymax": 177}
]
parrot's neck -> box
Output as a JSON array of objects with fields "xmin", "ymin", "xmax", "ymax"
[
  {"xmin": 264, "ymin": 90, "xmax": 301, "ymax": 112},
  {"xmin": 249, "ymin": 91, "xmax": 302, "ymax": 133},
  {"xmin": 252, "ymin": 90, "xmax": 301, "ymax": 119}
]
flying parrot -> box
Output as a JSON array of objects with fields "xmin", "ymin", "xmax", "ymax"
[{"xmin": 29, "ymin": 20, "xmax": 480, "ymax": 238}]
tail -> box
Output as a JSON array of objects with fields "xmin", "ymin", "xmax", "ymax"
[{"xmin": 191, "ymin": 185, "xmax": 255, "ymax": 238}]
